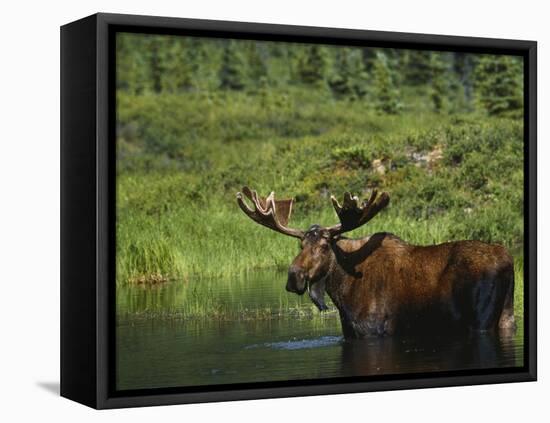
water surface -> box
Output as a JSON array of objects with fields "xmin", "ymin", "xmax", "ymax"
[{"xmin": 116, "ymin": 270, "xmax": 524, "ymax": 391}]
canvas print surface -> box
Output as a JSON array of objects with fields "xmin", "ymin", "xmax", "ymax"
[{"xmin": 115, "ymin": 32, "xmax": 525, "ymax": 391}]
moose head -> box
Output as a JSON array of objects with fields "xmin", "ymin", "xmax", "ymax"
[{"xmin": 236, "ymin": 186, "xmax": 390, "ymax": 311}]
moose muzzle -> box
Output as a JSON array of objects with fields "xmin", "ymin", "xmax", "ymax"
[{"xmin": 286, "ymin": 265, "xmax": 308, "ymax": 295}]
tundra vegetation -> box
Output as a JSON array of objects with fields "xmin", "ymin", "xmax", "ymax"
[{"xmin": 116, "ymin": 33, "xmax": 524, "ymax": 321}]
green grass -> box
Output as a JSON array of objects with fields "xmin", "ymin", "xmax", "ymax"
[
  {"xmin": 513, "ymin": 256, "xmax": 524, "ymax": 321},
  {"xmin": 116, "ymin": 88, "xmax": 525, "ymax": 321}
]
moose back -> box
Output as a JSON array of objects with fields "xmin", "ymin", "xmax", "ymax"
[{"xmin": 237, "ymin": 187, "xmax": 515, "ymax": 339}]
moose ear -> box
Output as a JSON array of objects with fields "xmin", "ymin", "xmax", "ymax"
[
  {"xmin": 308, "ymin": 278, "xmax": 328, "ymax": 311},
  {"xmin": 273, "ymin": 198, "xmax": 294, "ymax": 227}
]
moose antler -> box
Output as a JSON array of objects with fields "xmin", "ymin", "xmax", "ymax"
[
  {"xmin": 327, "ymin": 189, "xmax": 390, "ymax": 235},
  {"xmin": 236, "ymin": 186, "xmax": 304, "ymax": 239}
]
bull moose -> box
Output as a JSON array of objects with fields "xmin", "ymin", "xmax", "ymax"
[{"xmin": 236, "ymin": 186, "xmax": 516, "ymax": 339}]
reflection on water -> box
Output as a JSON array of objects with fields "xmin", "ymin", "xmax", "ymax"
[
  {"xmin": 339, "ymin": 330, "xmax": 522, "ymax": 377},
  {"xmin": 116, "ymin": 271, "xmax": 524, "ymax": 391}
]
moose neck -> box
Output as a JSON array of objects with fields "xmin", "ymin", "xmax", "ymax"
[{"xmin": 323, "ymin": 236, "xmax": 373, "ymax": 307}]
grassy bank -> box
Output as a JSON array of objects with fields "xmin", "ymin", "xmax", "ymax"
[{"xmin": 117, "ymin": 92, "xmax": 523, "ymax": 273}]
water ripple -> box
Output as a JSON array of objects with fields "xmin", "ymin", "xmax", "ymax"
[{"xmin": 246, "ymin": 336, "xmax": 343, "ymax": 351}]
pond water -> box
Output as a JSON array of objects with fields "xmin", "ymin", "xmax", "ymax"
[{"xmin": 116, "ymin": 270, "xmax": 524, "ymax": 391}]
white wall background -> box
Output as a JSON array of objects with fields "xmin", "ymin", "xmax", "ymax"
[{"xmin": 0, "ymin": 0, "xmax": 546, "ymax": 421}]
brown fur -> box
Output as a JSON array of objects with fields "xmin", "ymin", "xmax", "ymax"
[{"xmin": 289, "ymin": 230, "xmax": 515, "ymax": 338}]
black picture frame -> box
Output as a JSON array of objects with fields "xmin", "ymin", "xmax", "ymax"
[{"xmin": 60, "ymin": 12, "xmax": 537, "ymax": 409}]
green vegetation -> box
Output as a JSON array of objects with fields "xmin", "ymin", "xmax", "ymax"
[
  {"xmin": 372, "ymin": 51, "xmax": 401, "ymax": 114},
  {"xmin": 328, "ymin": 48, "xmax": 368, "ymax": 100},
  {"xmin": 116, "ymin": 33, "xmax": 525, "ymax": 321},
  {"xmin": 116, "ymin": 269, "xmax": 342, "ymax": 322},
  {"xmin": 219, "ymin": 41, "xmax": 247, "ymax": 90},
  {"xmin": 429, "ymin": 52, "xmax": 449, "ymax": 113},
  {"xmin": 474, "ymin": 54, "xmax": 523, "ymax": 117},
  {"xmin": 297, "ymin": 45, "xmax": 329, "ymax": 86}
]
